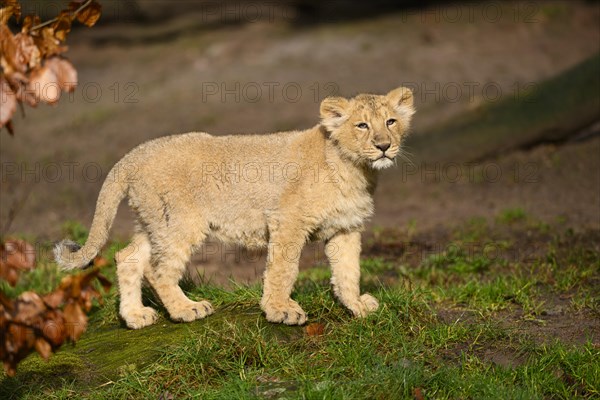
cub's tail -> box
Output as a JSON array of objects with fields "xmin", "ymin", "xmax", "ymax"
[{"xmin": 54, "ymin": 166, "xmax": 128, "ymax": 270}]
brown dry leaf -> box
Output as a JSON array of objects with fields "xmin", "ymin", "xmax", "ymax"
[
  {"xmin": 0, "ymin": 1, "xmax": 20, "ymax": 25},
  {"xmin": 0, "ymin": 24, "xmax": 18, "ymax": 74},
  {"xmin": 13, "ymin": 32, "xmax": 41, "ymax": 70},
  {"xmin": 21, "ymin": 14, "xmax": 41, "ymax": 34},
  {"xmin": 0, "ymin": 77, "xmax": 17, "ymax": 130},
  {"xmin": 76, "ymin": 1, "xmax": 102, "ymax": 27},
  {"xmin": 305, "ymin": 322, "xmax": 325, "ymax": 336},
  {"xmin": 34, "ymin": 338, "xmax": 52, "ymax": 360},
  {"xmin": 1, "ymin": 291, "xmax": 47, "ymax": 376},
  {"xmin": 0, "ymin": 239, "xmax": 36, "ymax": 286},
  {"xmin": 45, "ymin": 57, "xmax": 77, "ymax": 92},
  {"xmin": 93, "ymin": 255, "xmax": 108, "ymax": 268},
  {"xmin": 7, "ymin": 72, "xmax": 37, "ymax": 107},
  {"xmin": 59, "ymin": 274, "xmax": 80, "ymax": 298},
  {"xmin": 2, "ymin": 239, "xmax": 36, "ymax": 270},
  {"xmin": 42, "ymin": 289, "xmax": 65, "ymax": 308},
  {"xmin": 3, "ymin": 120, "xmax": 14, "ymax": 135},
  {"xmin": 2, "ymin": 323, "xmax": 36, "ymax": 377},
  {"xmin": 53, "ymin": 10, "xmax": 73, "ymax": 42},
  {"xmin": 0, "ymin": 0, "xmax": 100, "ymax": 135},
  {"xmin": 63, "ymin": 302, "xmax": 87, "ymax": 341},
  {"xmin": 33, "ymin": 27, "xmax": 67, "ymax": 58},
  {"xmin": 413, "ymin": 387, "xmax": 425, "ymax": 400},
  {"xmin": 13, "ymin": 291, "xmax": 46, "ymax": 322},
  {"xmin": 41, "ymin": 309, "xmax": 67, "ymax": 346},
  {"xmin": 27, "ymin": 65, "xmax": 60, "ymax": 104},
  {"xmin": 80, "ymin": 282, "xmax": 102, "ymax": 311},
  {"xmin": 0, "ymin": 266, "xmax": 19, "ymax": 285},
  {"xmin": 1, "ymin": 265, "xmax": 111, "ymax": 375},
  {"xmin": 0, "ymin": 291, "xmax": 13, "ymax": 310}
]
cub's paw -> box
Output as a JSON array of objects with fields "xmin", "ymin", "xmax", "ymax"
[
  {"xmin": 262, "ymin": 300, "xmax": 307, "ymax": 325},
  {"xmin": 169, "ymin": 300, "xmax": 214, "ymax": 322},
  {"xmin": 347, "ymin": 294, "xmax": 379, "ymax": 318},
  {"xmin": 122, "ymin": 306, "xmax": 158, "ymax": 329}
]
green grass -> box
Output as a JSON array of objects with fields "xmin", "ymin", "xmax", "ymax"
[
  {"xmin": 1, "ymin": 221, "xmax": 599, "ymax": 399},
  {"xmin": 496, "ymin": 208, "xmax": 528, "ymax": 224}
]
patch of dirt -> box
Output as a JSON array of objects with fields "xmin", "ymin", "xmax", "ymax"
[
  {"xmin": 440, "ymin": 339, "xmax": 528, "ymax": 368},
  {"xmin": 498, "ymin": 301, "xmax": 600, "ymax": 347},
  {"xmin": 480, "ymin": 346, "xmax": 528, "ymax": 368},
  {"xmin": 436, "ymin": 303, "xmax": 598, "ymax": 368}
]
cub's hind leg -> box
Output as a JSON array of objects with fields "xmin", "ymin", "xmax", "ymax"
[
  {"xmin": 115, "ymin": 232, "xmax": 158, "ymax": 329},
  {"xmin": 143, "ymin": 236, "xmax": 214, "ymax": 322}
]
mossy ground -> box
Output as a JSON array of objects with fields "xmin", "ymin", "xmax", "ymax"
[{"xmin": 1, "ymin": 212, "xmax": 598, "ymax": 399}]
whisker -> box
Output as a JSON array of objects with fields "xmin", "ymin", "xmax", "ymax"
[{"xmin": 397, "ymin": 148, "xmax": 415, "ymax": 168}]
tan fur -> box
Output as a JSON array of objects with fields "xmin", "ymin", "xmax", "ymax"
[{"xmin": 54, "ymin": 87, "xmax": 414, "ymax": 329}]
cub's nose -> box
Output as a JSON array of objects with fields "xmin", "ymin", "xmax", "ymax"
[{"xmin": 375, "ymin": 142, "xmax": 391, "ymax": 152}]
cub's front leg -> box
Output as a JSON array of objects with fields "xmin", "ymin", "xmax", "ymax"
[
  {"xmin": 260, "ymin": 229, "xmax": 307, "ymax": 325},
  {"xmin": 326, "ymin": 231, "xmax": 379, "ymax": 317}
]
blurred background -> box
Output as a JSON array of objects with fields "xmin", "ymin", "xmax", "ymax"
[{"xmin": 1, "ymin": 0, "xmax": 599, "ymax": 284}]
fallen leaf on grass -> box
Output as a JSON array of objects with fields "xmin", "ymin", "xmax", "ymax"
[
  {"xmin": 305, "ymin": 322, "xmax": 325, "ymax": 336},
  {"xmin": 413, "ymin": 387, "xmax": 424, "ymax": 400},
  {"xmin": 93, "ymin": 255, "xmax": 108, "ymax": 268}
]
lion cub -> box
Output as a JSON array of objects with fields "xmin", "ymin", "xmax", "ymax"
[{"xmin": 55, "ymin": 87, "xmax": 414, "ymax": 329}]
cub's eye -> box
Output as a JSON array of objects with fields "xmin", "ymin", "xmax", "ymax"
[
  {"xmin": 386, "ymin": 119, "xmax": 397, "ymax": 127},
  {"xmin": 356, "ymin": 122, "xmax": 369, "ymax": 129}
]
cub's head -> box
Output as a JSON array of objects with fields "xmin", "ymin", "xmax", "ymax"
[{"xmin": 320, "ymin": 87, "xmax": 414, "ymax": 170}]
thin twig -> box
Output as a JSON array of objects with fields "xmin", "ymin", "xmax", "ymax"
[{"xmin": 29, "ymin": 0, "xmax": 93, "ymax": 32}]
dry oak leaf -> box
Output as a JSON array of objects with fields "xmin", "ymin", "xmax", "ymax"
[
  {"xmin": 0, "ymin": 0, "xmax": 21, "ymax": 25},
  {"xmin": 305, "ymin": 322, "xmax": 325, "ymax": 336},
  {"xmin": 12, "ymin": 291, "xmax": 45, "ymax": 321},
  {"xmin": 32, "ymin": 26, "xmax": 67, "ymax": 58},
  {"xmin": 63, "ymin": 302, "xmax": 87, "ymax": 341},
  {"xmin": 52, "ymin": 10, "xmax": 73, "ymax": 42},
  {"xmin": 1, "ymin": 291, "xmax": 50, "ymax": 376},
  {"xmin": 12, "ymin": 32, "xmax": 41, "ymax": 71},
  {"xmin": 93, "ymin": 255, "xmax": 108, "ymax": 268},
  {"xmin": 0, "ymin": 292, "xmax": 65, "ymax": 376},
  {"xmin": 27, "ymin": 64, "xmax": 60, "ymax": 104},
  {"xmin": 0, "ymin": 268, "xmax": 110, "ymax": 376},
  {"xmin": 45, "ymin": 57, "xmax": 77, "ymax": 92},
  {"xmin": 1, "ymin": 239, "xmax": 36, "ymax": 270},
  {"xmin": 413, "ymin": 387, "xmax": 425, "ymax": 400},
  {"xmin": 74, "ymin": 1, "xmax": 102, "ymax": 27},
  {"xmin": 8, "ymin": 71, "xmax": 38, "ymax": 107},
  {"xmin": 34, "ymin": 337, "xmax": 52, "ymax": 360},
  {"xmin": 20, "ymin": 14, "xmax": 41, "ymax": 34},
  {"xmin": 0, "ymin": 24, "xmax": 19, "ymax": 74}
]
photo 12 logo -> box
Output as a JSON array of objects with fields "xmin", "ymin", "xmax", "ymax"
[
  {"xmin": 200, "ymin": 81, "xmax": 340, "ymax": 103},
  {"xmin": 399, "ymin": 162, "xmax": 540, "ymax": 184}
]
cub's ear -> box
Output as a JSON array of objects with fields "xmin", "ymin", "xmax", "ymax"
[
  {"xmin": 320, "ymin": 96, "xmax": 350, "ymax": 131},
  {"xmin": 386, "ymin": 86, "xmax": 415, "ymax": 120}
]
